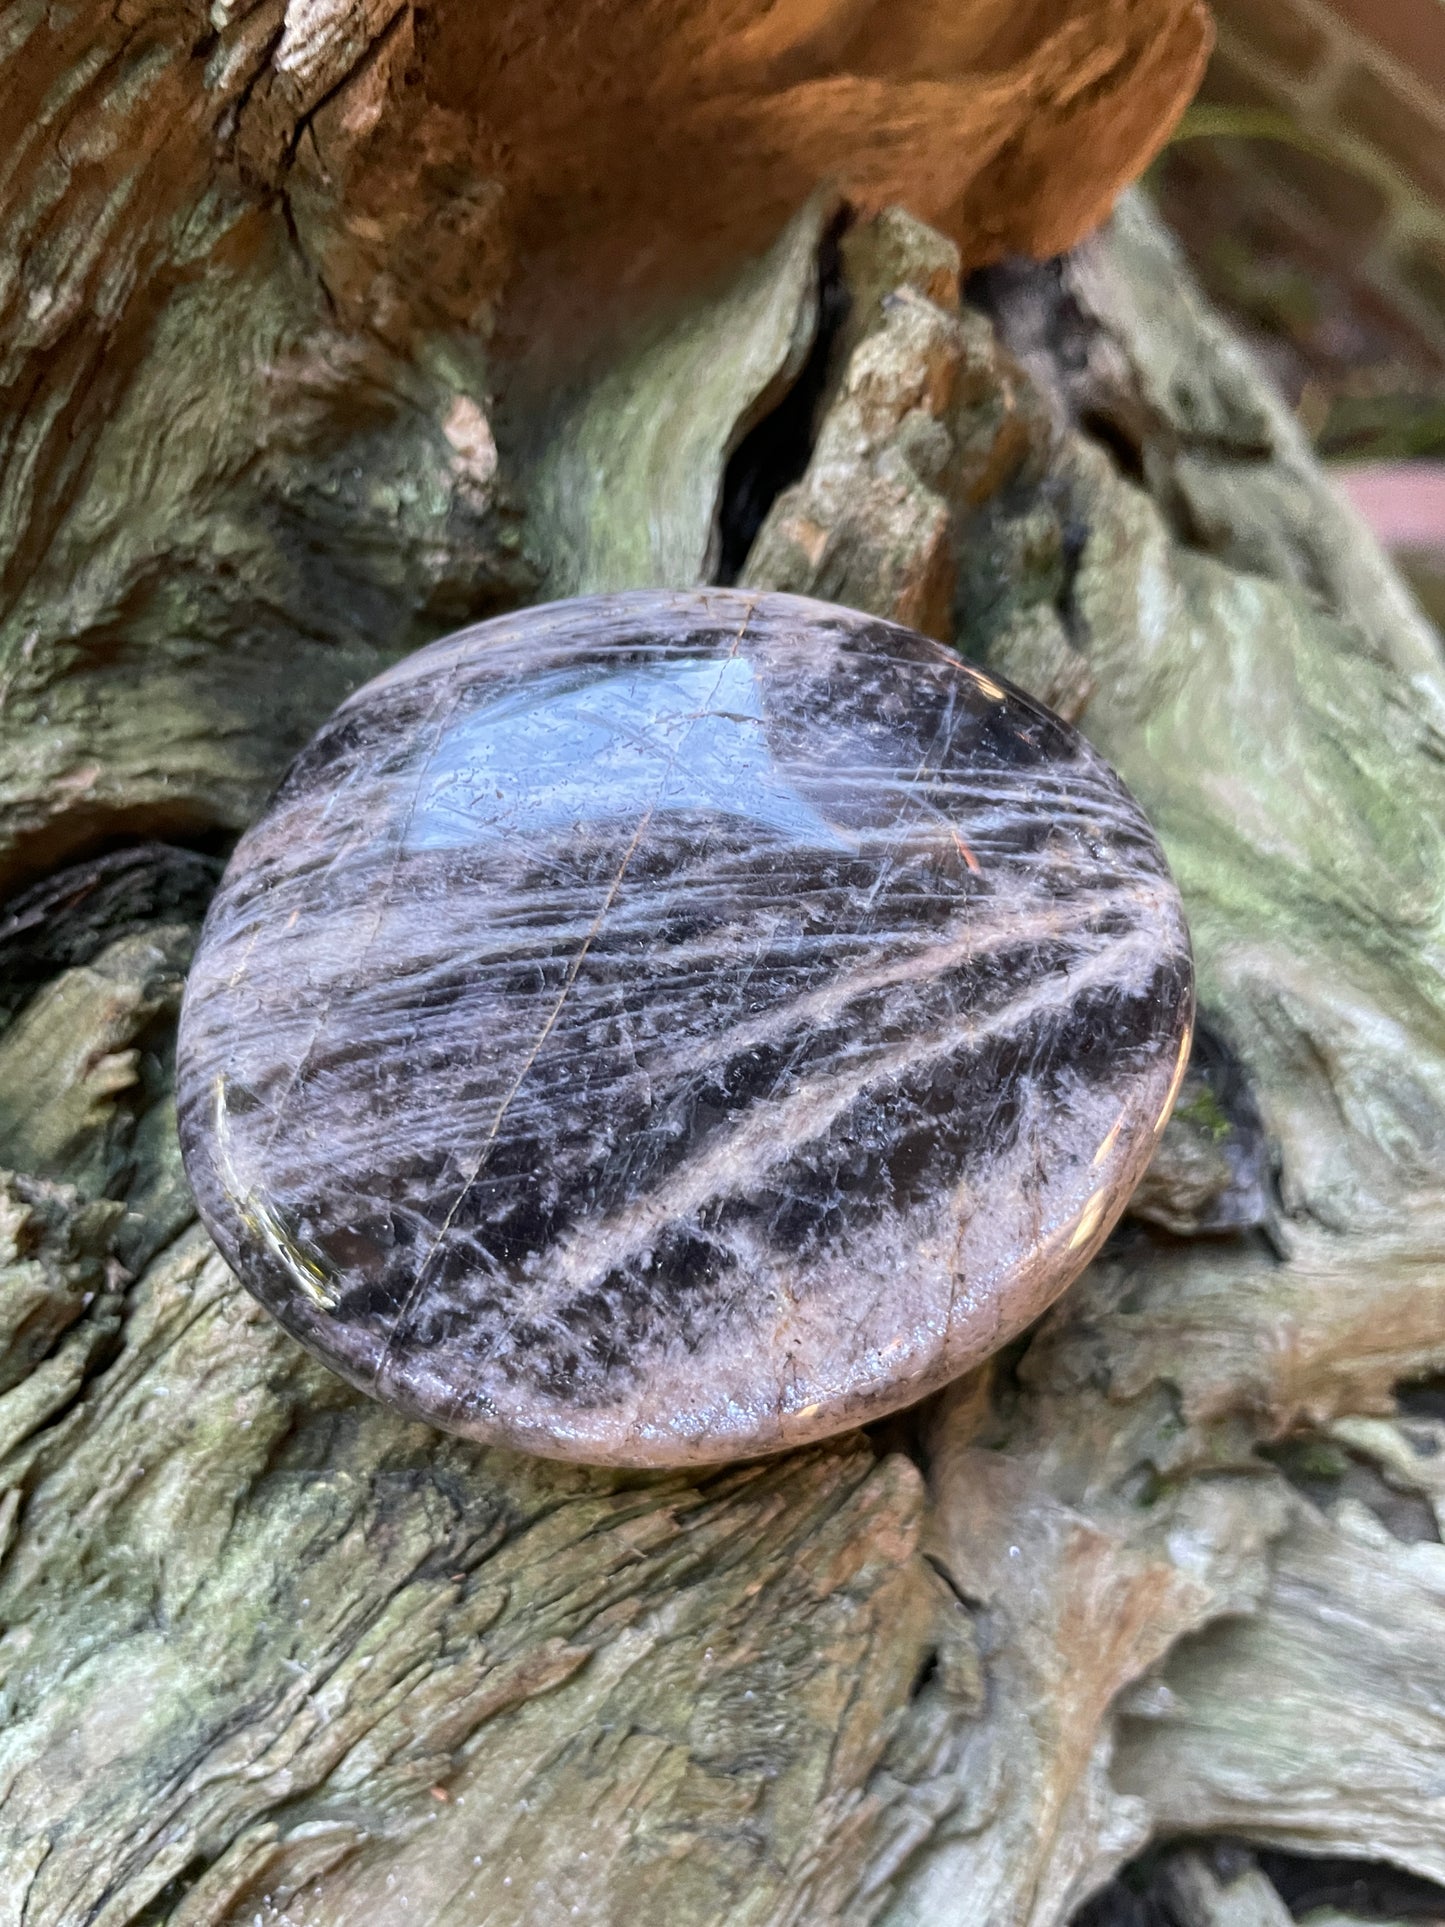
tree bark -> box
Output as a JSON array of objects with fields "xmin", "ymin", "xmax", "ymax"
[{"xmin": 5, "ymin": 6, "xmax": 1445, "ymax": 1925}]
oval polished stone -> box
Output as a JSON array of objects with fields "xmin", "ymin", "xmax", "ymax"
[{"xmin": 177, "ymin": 590, "xmax": 1193, "ymax": 1466}]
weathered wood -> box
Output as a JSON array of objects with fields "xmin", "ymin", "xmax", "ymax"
[
  {"xmin": 3, "ymin": 2, "xmax": 1445, "ymax": 1917},
  {"xmin": 0, "ymin": 0, "xmax": 1209, "ymax": 899},
  {"xmin": 0, "ymin": 189, "xmax": 1442, "ymax": 1925}
]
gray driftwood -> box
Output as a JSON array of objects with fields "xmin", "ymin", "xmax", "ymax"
[{"xmin": 2, "ymin": 36, "xmax": 1445, "ymax": 1922}]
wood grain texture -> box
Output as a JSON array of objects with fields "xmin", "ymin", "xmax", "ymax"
[
  {"xmin": 7, "ymin": 193, "xmax": 1445, "ymax": 1926},
  {"xmin": 0, "ymin": 0, "xmax": 1209, "ymax": 897}
]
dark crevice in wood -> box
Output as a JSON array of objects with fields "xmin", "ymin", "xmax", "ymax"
[
  {"xmin": 1261, "ymin": 1430, "xmax": 1442, "ymax": 1543},
  {"xmin": 0, "ymin": 799, "xmax": 242, "ymax": 915},
  {"xmin": 1077, "ymin": 405, "xmax": 1147, "ymax": 484},
  {"xmin": 714, "ymin": 213, "xmax": 852, "ymax": 586},
  {"xmin": 1078, "ymin": 1834, "xmax": 1445, "ymax": 1927},
  {"xmin": 128, "ymin": 1853, "xmax": 213, "ymax": 1927},
  {"xmin": 922, "ymin": 1550, "xmax": 985, "ymax": 1615},
  {"xmin": 1123, "ymin": 1014, "xmax": 1279, "ymax": 1243},
  {"xmin": 1256, "ymin": 1845, "xmax": 1445, "ymax": 1918},
  {"xmin": 1397, "ymin": 1374, "xmax": 1445, "ymax": 1425},
  {"xmin": 0, "ymin": 1303, "xmax": 130, "ymax": 1472},
  {"xmin": 1073, "ymin": 1838, "xmax": 1445, "ymax": 1924},
  {"xmin": 865, "ymin": 1384, "xmax": 947, "ymax": 1478},
  {"xmin": 0, "ymin": 842, "xmax": 222, "ymax": 1032},
  {"xmin": 1054, "ymin": 489, "xmax": 1094, "ymax": 651},
  {"xmin": 907, "ymin": 1645, "xmax": 941, "ymax": 1701},
  {"xmin": 966, "ymin": 255, "xmax": 1277, "ymax": 561}
]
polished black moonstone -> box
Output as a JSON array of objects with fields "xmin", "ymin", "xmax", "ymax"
[{"xmin": 177, "ymin": 590, "xmax": 1193, "ymax": 1465}]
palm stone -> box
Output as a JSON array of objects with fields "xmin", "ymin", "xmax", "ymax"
[{"xmin": 177, "ymin": 590, "xmax": 1193, "ymax": 1465}]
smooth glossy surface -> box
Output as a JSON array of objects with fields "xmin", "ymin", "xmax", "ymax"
[{"xmin": 177, "ymin": 591, "xmax": 1192, "ymax": 1465}]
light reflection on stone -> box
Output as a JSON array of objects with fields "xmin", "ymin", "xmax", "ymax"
[{"xmin": 177, "ymin": 589, "xmax": 1193, "ymax": 1467}]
